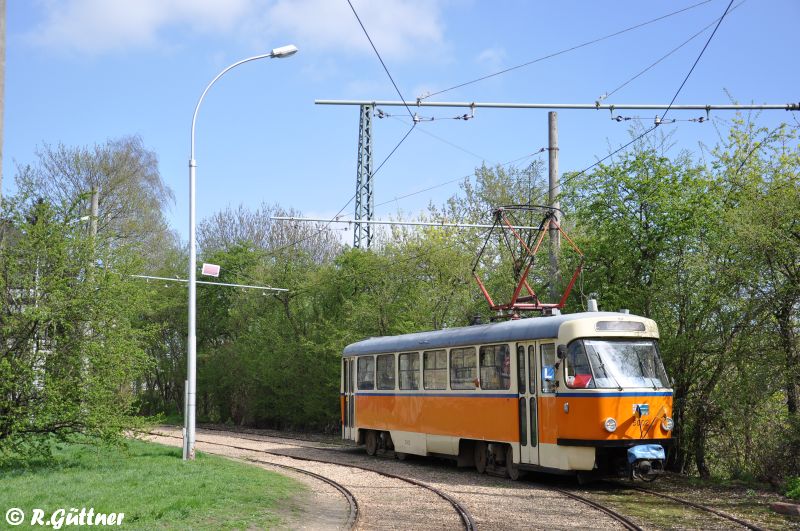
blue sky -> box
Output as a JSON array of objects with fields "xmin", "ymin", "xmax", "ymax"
[{"xmin": 5, "ymin": 0, "xmax": 798, "ymax": 242}]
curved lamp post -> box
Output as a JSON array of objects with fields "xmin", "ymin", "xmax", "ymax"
[{"xmin": 185, "ymin": 44, "xmax": 298, "ymax": 460}]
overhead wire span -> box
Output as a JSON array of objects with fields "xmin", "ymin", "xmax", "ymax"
[
  {"xmin": 610, "ymin": 114, "xmax": 709, "ymax": 124},
  {"xmin": 263, "ymin": 122, "xmax": 417, "ymax": 258},
  {"xmin": 373, "ymin": 148, "xmax": 547, "ymax": 211},
  {"xmin": 376, "ymin": 107, "xmax": 475, "ymax": 122},
  {"xmin": 131, "ymin": 274, "xmax": 288, "ymax": 292},
  {"xmin": 380, "ymin": 110, "xmax": 489, "ymax": 163},
  {"xmin": 599, "ymin": 0, "xmax": 747, "ymax": 103},
  {"xmin": 267, "ymin": 3, "xmax": 744, "ymax": 292},
  {"xmin": 661, "ymin": 0, "xmax": 735, "ymax": 122},
  {"xmin": 419, "ymin": 0, "xmax": 714, "ymax": 101},
  {"xmin": 252, "ymin": 0, "xmax": 421, "ymax": 258},
  {"xmin": 346, "ymin": 0, "xmax": 414, "ymax": 120},
  {"xmin": 534, "ymin": 0, "xmax": 736, "ymax": 208}
]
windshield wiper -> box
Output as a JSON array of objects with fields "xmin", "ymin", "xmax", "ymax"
[
  {"xmin": 632, "ymin": 347, "xmax": 658, "ymax": 390},
  {"xmin": 588, "ymin": 344, "xmax": 622, "ymax": 391}
]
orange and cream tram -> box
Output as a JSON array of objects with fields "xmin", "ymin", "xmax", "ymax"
[{"xmin": 341, "ymin": 311, "xmax": 674, "ymax": 480}]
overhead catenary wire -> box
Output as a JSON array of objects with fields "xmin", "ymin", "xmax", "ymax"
[
  {"xmin": 661, "ymin": 0, "xmax": 735, "ymax": 122},
  {"xmin": 534, "ymin": 0, "xmax": 737, "ymax": 211},
  {"xmin": 251, "ymin": 0, "xmax": 423, "ymax": 262},
  {"xmin": 131, "ymin": 274, "xmax": 288, "ymax": 292},
  {"xmin": 380, "ymin": 110, "xmax": 489, "ymax": 163},
  {"xmin": 345, "ymin": 0, "xmax": 414, "ymax": 121},
  {"xmin": 418, "ymin": 0, "xmax": 715, "ymax": 101},
  {"xmin": 271, "ymin": 216, "xmax": 543, "ymax": 231},
  {"xmin": 373, "ymin": 149, "xmax": 546, "ymax": 211},
  {"xmin": 276, "ymin": 1, "xmax": 755, "ymax": 278},
  {"xmin": 610, "ymin": 115, "xmax": 709, "ymax": 124},
  {"xmin": 262, "ymin": 122, "xmax": 417, "ymax": 259},
  {"xmin": 600, "ymin": 0, "xmax": 747, "ymax": 102}
]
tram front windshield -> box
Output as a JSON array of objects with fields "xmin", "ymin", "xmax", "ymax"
[{"xmin": 565, "ymin": 339, "xmax": 669, "ymax": 389}]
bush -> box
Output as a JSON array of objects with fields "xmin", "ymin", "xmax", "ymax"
[
  {"xmin": 0, "ymin": 197, "xmax": 151, "ymax": 464},
  {"xmin": 786, "ymin": 477, "xmax": 800, "ymax": 501}
]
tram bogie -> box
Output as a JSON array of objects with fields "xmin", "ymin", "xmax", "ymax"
[{"xmin": 341, "ymin": 312, "xmax": 673, "ymax": 481}]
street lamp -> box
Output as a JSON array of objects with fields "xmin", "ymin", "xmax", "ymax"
[{"xmin": 185, "ymin": 44, "xmax": 298, "ymax": 460}]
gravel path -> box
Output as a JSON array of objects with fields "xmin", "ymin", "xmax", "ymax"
[{"xmin": 147, "ymin": 427, "xmax": 628, "ymax": 530}]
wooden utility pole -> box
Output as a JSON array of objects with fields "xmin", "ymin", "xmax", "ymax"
[
  {"xmin": 548, "ymin": 112, "xmax": 560, "ymax": 301},
  {"xmin": 90, "ymin": 187, "xmax": 99, "ymax": 239}
]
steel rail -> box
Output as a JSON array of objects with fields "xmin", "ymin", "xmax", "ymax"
[
  {"xmin": 194, "ymin": 424, "xmax": 345, "ymax": 449},
  {"xmin": 151, "ymin": 430, "xmax": 475, "ymax": 531},
  {"xmin": 243, "ymin": 455, "xmax": 359, "ymax": 530},
  {"xmin": 150, "ymin": 431, "xmax": 358, "ymax": 528},
  {"xmin": 181, "ymin": 427, "xmax": 679, "ymax": 530},
  {"xmin": 554, "ymin": 487, "xmax": 643, "ymax": 531},
  {"xmin": 165, "ymin": 426, "xmax": 641, "ymax": 530},
  {"xmin": 631, "ymin": 485, "xmax": 766, "ymax": 530}
]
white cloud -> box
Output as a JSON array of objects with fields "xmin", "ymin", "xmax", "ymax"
[
  {"xmin": 476, "ymin": 47, "xmax": 506, "ymax": 71},
  {"xmin": 26, "ymin": 0, "xmax": 448, "ymax": 60},
  {"xmin": 27, "ymin": 0, "xmax": 256, "ymax": 54},
  {"xmin": 261, "ymin": 0, "xmax": 446, "ymax": 60}
]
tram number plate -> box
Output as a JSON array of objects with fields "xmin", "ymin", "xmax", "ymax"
[{"xmin": 632, "ymin": 403, "xmax": 650, "ymax": 416}]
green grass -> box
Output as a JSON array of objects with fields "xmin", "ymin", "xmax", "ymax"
[{"xmin": 0, "ymin": 439, "xmax": 305, "ymax": 529}]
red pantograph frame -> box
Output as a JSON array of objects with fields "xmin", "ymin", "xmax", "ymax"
[{"xmin": 473, "ymin": 209, "xmax": 584, "ymax": 317}]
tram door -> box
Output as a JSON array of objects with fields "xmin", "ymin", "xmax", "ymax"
[
  {"xmin": 343, "ymin": 358, "xmax": 355, "ymax": 440},
  {"xmin": 517, "ymin": 342, "xmax": 540, "ymax": 465}
]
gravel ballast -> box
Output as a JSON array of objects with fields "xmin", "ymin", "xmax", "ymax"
[{"xmin": 148, "ymin": 427, "xmax": 628, "ymax": 530}]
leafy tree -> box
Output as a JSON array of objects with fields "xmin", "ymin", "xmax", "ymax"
[
  {"xmin": 562, "ymin": 144, "xmax": 755, "ymax": 476},
  {"xmin": 197, "ymin": 203, "xmax": 342, "ymax": 264},
  {"xmin": 706, "ymin": 118, "xmax": 800, "ymax": 479},
  {"xmin": 0, "ymin": 195, "xmax": 151, "ymax": 463},
  {"xmin": 15, "ymin": 135, "xmax": 174, "ymax": 258}
]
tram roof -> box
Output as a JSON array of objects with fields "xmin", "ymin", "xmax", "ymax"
[{"xmin": 342, "ymin": 312, "xmax": 634, "ymax": 356}]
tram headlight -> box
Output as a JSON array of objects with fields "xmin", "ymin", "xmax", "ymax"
[
  {"xmin": 661, "ymin": 416, "xmax": 674, "ymax": 432},
  {"xmin": 603, "ymin": 417, "xmax": 617, "ymax": 433}
]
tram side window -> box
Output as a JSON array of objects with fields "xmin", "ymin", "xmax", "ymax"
[
  {"xmin": 480, "ymin": 344, "xmax": 510, "ymax": 390},
  {"xmin": 517, "ymin": 345, "xmax": 526, "ymax": 394},
  {"xmin": 529, "ymin": 345, "xmax": 537, "ymax": 392},
  {"xmin": 399, "ymin": 352, "xmax": 420, "ymax": 390},
  {"xmin": 424, "ymin": 349, "xmax": 447, "ymax": 390},
  {"xmin": 357, "ymin": 356, "xmax": 375, "ymax": 390},
  {"xmin": 565, "ymin": 342, "xmax": 596, "ymax": 389},
  {"xmin": 540, "ymin": 344, "xmax": 556, "ymax": 393},
  {"xmin": 450, "ymin": 347, "xmax": 477, "ymax": 390},
  {"xmin": 376, "ymin": 353, "xmax": 396, "ymax": 390}
]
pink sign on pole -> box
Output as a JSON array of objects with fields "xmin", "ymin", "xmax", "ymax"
[{"xmin": 201, "ymin": 263, "xmax": 220, "ymax": 277}]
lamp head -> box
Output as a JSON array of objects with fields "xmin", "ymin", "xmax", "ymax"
[{"xmin": 270, "ymin": 44, "xmax": 298, "ymax": 58}]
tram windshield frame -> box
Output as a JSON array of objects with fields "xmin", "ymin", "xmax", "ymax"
[{"xmin": 564, "ymin": 338, "xmax": 670, "ymax": 390}]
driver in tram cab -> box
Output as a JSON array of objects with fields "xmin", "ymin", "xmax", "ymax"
[{"xmin": 565, "ymin": 345, "xmax": 594, "ymax": 389}]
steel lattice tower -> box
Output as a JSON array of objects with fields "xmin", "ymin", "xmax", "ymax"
[{"xmin": 354, "ymin": 104, "xmax": 373, "ymax": 248}]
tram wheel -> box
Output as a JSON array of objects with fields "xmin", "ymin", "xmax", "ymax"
[
  {"xmin": 396, "ymin": 452, "xmax": 407, "ymax": 461},
  {"xmin": 365, "ymin": 431, "xmax": 378, "ymax": 456},
  {"xmin": 505, "ymin": 445, "xmax": 522, "ymax": 481},
  {"xmin": 474, "ymin": 441, "xmax": 488, "ymax": 474}
]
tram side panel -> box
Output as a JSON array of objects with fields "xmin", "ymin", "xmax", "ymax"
[{"xmin": 355, "ymin": 394, "xmax": 518, "ymax": 456}]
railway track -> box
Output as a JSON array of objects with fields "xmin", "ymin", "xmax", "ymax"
[
  {"xmin": 193, "ymin": 427, "xmax": 646, "ymax": 529},
  {"xmin": 154, "ymin": 428, "xmax": 789, "ymax": 530},
  {"xmin": 196, "ymin": 424, "xmax": 346, "ymax": 449},
  {"xmin": 150, "ymin": 430, "xmax": 475, "ymax": 530},
  {"xmin": 628, "ymin": 484, "xmax": 766, "ymax": 530},
  {"xmin": 242, "ymin": 454, "xmax": 359, "ymax": 530},
  {"xmin": 553, "ymin": 487, "xmax": 643, "ymax": 531},
  {"xmin": 150, "ymin": 428, "xmax": 657, "ymax": 530}
]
